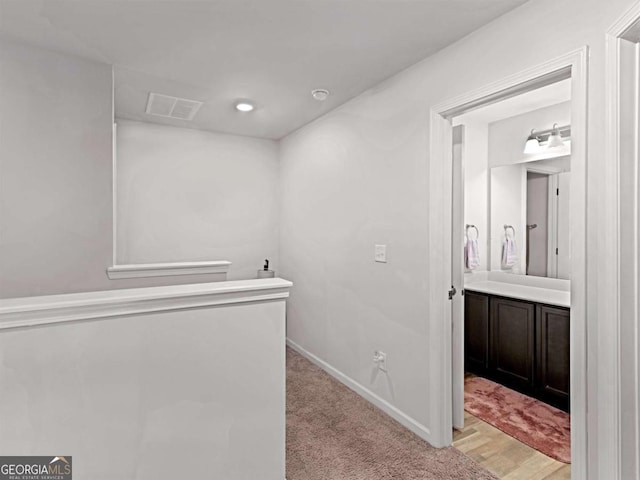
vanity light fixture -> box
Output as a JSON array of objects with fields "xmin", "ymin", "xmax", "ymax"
[
  {"xmin": 311, "ymin": 88, "xmax": 330, "ymax": 101},
  {"xmin": 547, "ymin": 123, "xmax": 565, "ymax": 148},
  {"xmin": 523, "ymin": 124, "xmax": 570, "ymax": 154},
  {"xmin": 235, "ymin": 101, "xmax": 255, "ymax": 112},
  {"xmin": 523, "ymin": 129, "xmax": 541, "ymax": 154}
]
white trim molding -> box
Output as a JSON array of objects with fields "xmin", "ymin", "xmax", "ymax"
[
  {"xmin": 604, "ymin": 4, "xmax": 640, "ymax": 478},
  {"xmin": 429, "ymin": 47, "xmax": 589, "ymax": 477},
  {"xmin": 286, "ymin": 338, "xmax": 433, "ymax": 444},
  {"xmin": 107, "ymin": 260, "xmax": 231, "ymax": 279},
  {"xmin": 0, "ymin": 278, "xmax": 292, "ymax": 330}
]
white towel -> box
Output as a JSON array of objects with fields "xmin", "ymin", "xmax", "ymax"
[
  {"xmin": 465, "ymin": 238, "xmax": 480, "ymax": 270},
  {"xmin": 501, "ymin": 238, "xmax": 518, "ymax": 269}
]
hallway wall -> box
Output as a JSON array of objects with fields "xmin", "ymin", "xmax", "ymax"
[
  {"xmin": 115, "ymin": 120, "xmax": 279, "ymax": 281},
  {"xmin": 0, "ymin": 40, "xmax": 113, "ymax": 298},
  {"xmin": 279, "ymin": 0, "xmax": 635, "ymax": 473},
  {"xmin": 0, "ymin": 40, "xmax": 281, "ymax": 297}
]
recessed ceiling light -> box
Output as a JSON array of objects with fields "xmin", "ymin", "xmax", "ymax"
[
  {"xmin": 311, "ymin": 89, "xmax": 330, "ymax": 101},
  {"xmin": 235, "ymin": 101, "xmax": 255, "ymax": 112}
]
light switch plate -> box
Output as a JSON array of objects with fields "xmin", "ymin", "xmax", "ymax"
[{"xmin": 375, "ymin": 244, "xmax": 387, "ymax": 263}]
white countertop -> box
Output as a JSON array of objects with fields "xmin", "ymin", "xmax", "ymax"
[{"xmin": 464, "ymin": 280, "xmax": 570, "ymax": 308}]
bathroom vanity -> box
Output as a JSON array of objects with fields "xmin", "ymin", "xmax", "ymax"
[{"xmin": 464, "ymin": 276, "xmax": 570, "ymax": 412}]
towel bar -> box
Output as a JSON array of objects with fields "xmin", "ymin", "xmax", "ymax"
[{"xmin": 504, "ymin": 224, "xmax": 515, "ymax": 237}]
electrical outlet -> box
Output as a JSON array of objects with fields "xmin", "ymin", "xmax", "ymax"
[
  {"xmin": 373, "ymin": 350, "xmax": 387, "ymax": 372},
  {"xmin": 374, "ymin": 244, "xmax": 387, "ymax": 263}
]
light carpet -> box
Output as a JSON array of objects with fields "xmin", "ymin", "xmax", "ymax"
[
  {"xmin": 286, "ymin": 347, "xmax": 498, "ymax": 479},
  {"xmin": 464, "ymin": 376, "xmax": 571, "ymax": 463}
]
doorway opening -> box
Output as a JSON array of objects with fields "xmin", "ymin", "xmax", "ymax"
[
  {"xmin": 451, "ymin": 79, "xmax": 572, "ymax": 477},
  {"xmin": 428, "ymin": 48, "xmax": 588, "ymax": 479}
]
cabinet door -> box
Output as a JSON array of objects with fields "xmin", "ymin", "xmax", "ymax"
[
  {"xmin": 464, "ymin": 291, "xmax": 489, "ymax": 375},
  {"xmin": 536, "ymin": 305, "xmax": 570, "ymax": 411},
  {"xmin": 489, "ymin": 297, "xmax": 535, "ymax": 391}
]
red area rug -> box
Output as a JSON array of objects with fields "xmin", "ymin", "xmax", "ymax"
[{"xmin": 464, "ymin": 376, "xmax": 571, "ymax": 463}]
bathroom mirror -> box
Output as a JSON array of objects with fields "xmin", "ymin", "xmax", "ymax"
[{"xmin": 489, "ymin": 156, "xmax": 571, "ymax": 279}]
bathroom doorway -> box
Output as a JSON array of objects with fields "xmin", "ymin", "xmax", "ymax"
[
  {"xmin": 451, "ymin": 81, "xmax": 573, "ymax": 476},
  {"xmin": 429, "ymin": 48, "xmax": 588, "ymax": 478},
  {"xmin": 526, "ymin": 166, "xmax": 570, "ymax": 279},
  {"xmin": 526, "ymin": 171, "xmax": 549, "ymax": 277}
]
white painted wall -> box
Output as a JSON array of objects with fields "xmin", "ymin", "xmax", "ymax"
[
  {"xmin": 279, "ymin": 0, "xmax": 635, "ymax": 472},
  {"xmin": 0, "ymin": 40, "xmax": 113, "ymax": 298},
  {"xmin": 281, "ymin": 107, "xmax": 433, "ymax": 431},
  {"xmin": 557, "ymin": 172, "xmax": 571, "ymax": 279},
  {"xmin": 115, "ymin": 120, "xmax": 279, "ymax": 281},
  {"xmin": 0, "ymin": 40, "xmax": 271, "ymax": 297},
  {"xmin": 462, "ymin": 121, "xmax": 489, "ymax": 272},
  {"xmin": 0, "ymin": 280, "xmax": 289, "ymax": 480}
]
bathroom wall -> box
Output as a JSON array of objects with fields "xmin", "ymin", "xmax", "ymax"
[
  {"xmin": 280, "ymin": 0, "xmax": 634, "ymax": 467},
  {"xmin": 115, "ymin": 120, "xmax": 279, "ymax": 281},
  {"xmin": 461, "ymin": 121, "xmax": 489, "ymax": 272},
  {"xmin": 557, "ymin": 172, "xmax": 571, "ymax": 279},
  {"xmin": 488, "ymin": 101, "xmax": 571, "ymax": 168},
  {"xmin": 0, "ymin": 39, "xmax": 114, "ymax": 298}
]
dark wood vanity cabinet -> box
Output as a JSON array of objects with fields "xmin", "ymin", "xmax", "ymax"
[
  {"xmin": 535, "ymin": 305, "xmax": 570, "ymax": 410},
  {"xmin": 464, "ymin": 290, "xmax": 570, "ymax": 412},
  {"xmin": 489, "ymin": 297, "xmax": 535, "ymax": 392},
  {"xmin": 464, "ymin": 291, "xmax": 489, "ymax": 375}
]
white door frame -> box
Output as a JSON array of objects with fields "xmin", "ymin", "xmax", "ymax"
[
  {"xmin": 428, "ymin": 47, "xmax": 588, "ymax": 479},
  {"xmin": 604, "ymin": 4, "xmax": 640, "ymax": 479},
  {"xmin": 451, "ymin": 125, "xmax": 465, "ymax": 430}
]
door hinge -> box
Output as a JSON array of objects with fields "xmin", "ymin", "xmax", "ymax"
[
  {"xmin": 448, "ymin": 285, "xmax": 457, "ymax": 300},
  {"xmin": 557, "ymin": 188, "xmax": 559, "ymax": 196},
  {"xmin": 556, "ymin": 247, "xmax": 559, "ymax": 255}
]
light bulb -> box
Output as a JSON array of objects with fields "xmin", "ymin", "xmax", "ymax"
[
  {"xmin": 235, "ymin": 101, "xmax": 254, "ymax": 112},
  {"xmin": 547, "ymin": 123, "xmax": 565, "ymax": 148},
  {"xmin": 524, "ymin": 129, "xmax": 540, "ymax": 154}
]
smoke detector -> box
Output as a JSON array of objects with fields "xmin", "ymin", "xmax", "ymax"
[
  {"xmin": 311, "ymin": 88, "xmax": 330, "ymax": 101},
  {"xmin": 145, "ymin": 93, "xmax": 203, "ymax": 120}
]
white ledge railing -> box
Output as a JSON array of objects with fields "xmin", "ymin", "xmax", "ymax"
[
  {"xmin": 107, "ymin": 260, "xmax": 231, "ymax": 279},
  {"xmin": 0, "ymin": 278, "xmax": 292, "ymax": 330}
]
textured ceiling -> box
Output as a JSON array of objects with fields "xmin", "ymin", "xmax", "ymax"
[{"xmin": 0, "ymin": 0, "xmax": 528, "ymax": 139}]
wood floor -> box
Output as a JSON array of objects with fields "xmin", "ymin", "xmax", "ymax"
[{"xmin": 453, "ymin": 411, "xmax": 571, "ymax": 480}]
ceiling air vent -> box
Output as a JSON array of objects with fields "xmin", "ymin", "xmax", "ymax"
[{"xmin": 145, "ymin": 93, "xmax": 203, "ymax": 121}]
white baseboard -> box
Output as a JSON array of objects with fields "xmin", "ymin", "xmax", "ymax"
[{"xmin": 286, "ymin": 338, "xmax": 433, "ymax": 445}]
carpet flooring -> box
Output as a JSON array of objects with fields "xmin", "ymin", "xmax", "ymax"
[
  {"xmin": 464, "ymin": 376, "xmax": 571, "ymax": 464},
  {"xmin": 286, "ymin": 347, "xmax": 498, "ymax": 480}
]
